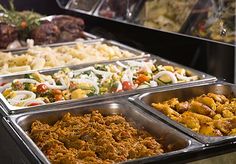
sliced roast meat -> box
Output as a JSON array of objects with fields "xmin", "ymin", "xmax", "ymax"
[
  {"xmin": 52, "ymin": 16, "xmax": 85, "ymax": 42},
  {"xmin": 0, "ymin": 23, "xmax": 18, "ymax": 49},
  {"xmin": 31, "ymin": 21, "xmax": 60, "ymax": 45}
]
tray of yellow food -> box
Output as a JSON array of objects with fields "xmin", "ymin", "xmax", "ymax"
[
  {"xmin": 129, "ymin": 82, "xmax": 236, "ymax": 145},
  {"xmin": 0, "ymin": 38, "xmax": 148, "ymax": 77},
  {"xmin": 2, "ymin": 99, "xmax": 202, "ymax": 163}
]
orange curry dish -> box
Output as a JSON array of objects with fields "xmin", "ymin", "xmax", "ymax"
[{"xmin": 29, "ymin": 110, "xmax": 164, "ymax": 163}]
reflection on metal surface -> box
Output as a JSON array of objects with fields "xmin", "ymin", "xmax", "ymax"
[
  {"xmin": 68, "ymin": 0, "xmax": 100, "ymax": 11},
  {"xmin": 65, "ymin": 0, "xmax": 101, "ymax": 14},
  {"xmin": 95, "ymin": 0, "xmax": 140, "ymax": 21},
  {"xmin": 135, "ymin": 0, "xmax": 198, "ymax": 32},
  {"xmin": 189, "ymin": 0, "xmax": 235, "ymax": 44}
]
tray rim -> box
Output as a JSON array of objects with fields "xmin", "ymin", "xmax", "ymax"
[
  {"xmin": 65, "ymin": 0, "xmax": 102, "ymax": 15},
  {"xmin": 93, "ymin": 0, "xmax": 143, "ymax": 22}
]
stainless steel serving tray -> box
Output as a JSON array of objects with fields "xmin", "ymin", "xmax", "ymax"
[
  {"xmin": 0, "ymin": 38, "xmax": 147, "ymax": 76},
  {"xmin": 129, "ymin": 82, "xmax": 236, "ymax": 145},
  {"xmin": 183, "ymin": 0, "xmax": 235, "ymax": 46},
  {"xmin": 65, "ymin": 0, "xmax": 101, "ymax": 15},
  {"xmin": 0, "ymin": 55, "xmax": 216, "ymax": 115},
  {"xmin": 2, "ymin": 99, "xmax": 203, "ymax": 163},
  {"xmin": 132, "ymin": 0, "xmax": 200, "ymax": 33}
]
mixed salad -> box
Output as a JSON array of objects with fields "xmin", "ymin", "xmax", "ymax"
[{"xmin": 0, "ymin": 59, "xmax": 199, "ymax": 108}]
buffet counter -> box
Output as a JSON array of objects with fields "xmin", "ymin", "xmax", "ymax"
[{"xmin": 0, "ymin": 0, "xmax": 235, "ymax": 164}]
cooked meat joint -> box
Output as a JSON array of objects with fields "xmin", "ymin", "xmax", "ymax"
[
  {"xmin": 30, "ymin": 111, "xmax": 164, "ymax": 163},
  {"xmin": 31, "ymin": 16, "xmax": 85, "ymax": 44},
  {"xmin": 0, "ymin": 23, "xmax": 18, "ymax": 49},
  {"xmin": 52, "ymin": 16, "xmax": 85, "ymax": 42},
  {"xmin": 31, "ymin": 21, "xmax": 60, "ymax": 45}
]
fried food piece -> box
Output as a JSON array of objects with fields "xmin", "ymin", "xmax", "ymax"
[
  {"xmin": 199, "ymin": 122, "xmax": 223, "ymax": 136},
  {"xmin": 175, "ymin": 101, "xmax": 189, "ymax": 114},
  {"xmin": 196, "ymin": 95, "xmax": 216, "ymax": 111},
  {"xmin": 229, "ymin": 101, "xmax": 236, "ymax": 115},
  {"xmin": 213, "ymin": 114, "xmax": 222, "ymax": 120},
  {"xmin": 217, "ymin": 101, "xmax": 236, "ymax": 115},
  {"xmin": 207, "ymin": 93, "xmax": 229, "ymax": 104},
  {"xmin": 222, "ymin": 109, "xmax": 234, "ymax": 118},
  {"xmin": 179, "ymin": 114, "xmax": 200, "ymax": 132},
  {"xmin": 189, "ymin": 101, "xmax": 216, "ymax": 117},
  {"xmin": 228, "ymin": 117, "xmax": 236, "ymax": 129},
  {"xmin": 182, "ymin": 111, "xmax": 212, "ymax": 124},
  {"xmin": 152, "ymin": 103, "xmax": 180, "ymax": 120},
  {"xmin": 229, "ymin": 128, "xmax": 236, "ymax": 135},
  {"xmin": 216, "ymin": 104, "xmax": 227, "ymax": 114},
  {"xmin": 162, "ymin": 98, "xmax": 179, "ymax": 108},
  {"xmin": 214, "ymin": 119, "xmax": 232, "ymax": 134}
]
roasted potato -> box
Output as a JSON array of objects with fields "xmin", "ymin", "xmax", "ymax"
[{"xmin": 199, "ymin": 123, "xmax": 223, "ymax": 136}]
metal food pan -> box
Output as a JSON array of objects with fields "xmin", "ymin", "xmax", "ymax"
[
  {"xmin": 182, "ymin": 0, "xmax": 235, "ymax": 45},
  {"xmin": 133, "ymin": 0, "xmax": 200, "ymax": 33},
  {"xmin": 0, "ymin": 55, "xmax": 216, "ymax": 115},
  {"xmin": 65, "ymin": 0, "xmax": 101, "ymax": 15},
  {"xmin": 0, "ymin": 38, "xmax": 147, "ymax": 77},
  {"xmin": 180, "ymin": 0, "xmax": 212, "ymax": 34},
  {"xmin": 129, "ymin": 82, "xmax": 236, "ymax": 145},
  {"xmin": 2, "ymin": 99, "xmax": 202, "ymax": 163}
]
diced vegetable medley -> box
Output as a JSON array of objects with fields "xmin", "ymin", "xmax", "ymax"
[{"xmin": 0, "ymin": 59, "xmax": 199, "ymax": 108}]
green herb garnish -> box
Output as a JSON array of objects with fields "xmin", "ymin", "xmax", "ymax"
[{"xmin": 0, "ymin": 0, "xmax": 42, "ymax": 40}]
